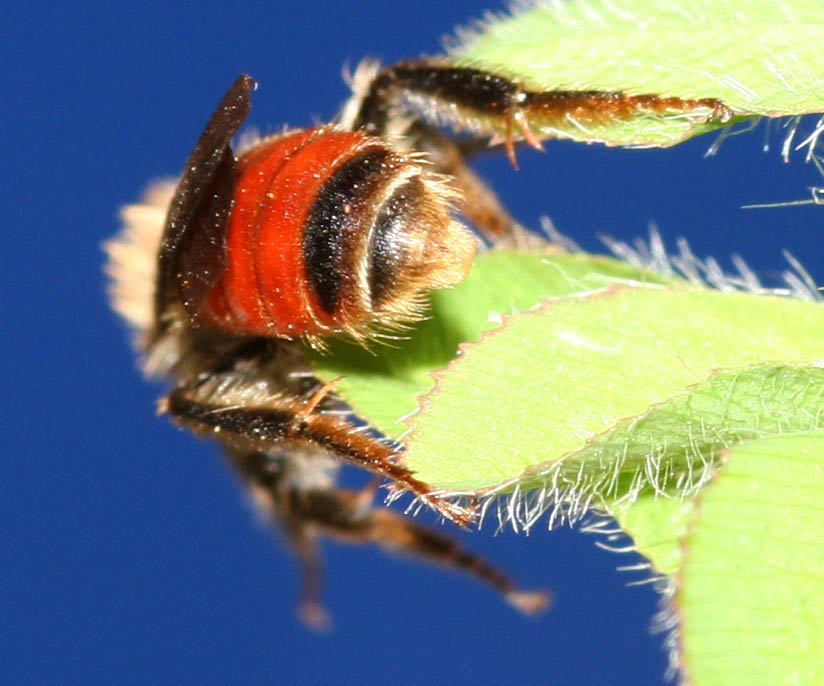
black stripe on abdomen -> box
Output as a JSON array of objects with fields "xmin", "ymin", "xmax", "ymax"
[{"xmin": 303, "ymin": 148, "xmax": 390, "ymax": 315}]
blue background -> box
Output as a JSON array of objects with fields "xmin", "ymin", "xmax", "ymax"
[{"xmin": 5, "ymin": 2, "xmax": 822, "ymax": 684}]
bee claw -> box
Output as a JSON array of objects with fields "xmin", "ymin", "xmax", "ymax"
[
  {"xmin": 506, "ymin": 589, "xmax": 552, "ymax": 616},
  {"xmin": 299, "ymin": 601, "xmax": 332, "ymax": 632}
]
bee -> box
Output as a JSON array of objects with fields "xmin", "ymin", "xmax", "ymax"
[
  {"xmin": 105, "ymin": 60, "xmax": 559, "ymax": 629},
  {"xmin": 106, "ymin": 57, "xmax": 729, "ymax": 628}
]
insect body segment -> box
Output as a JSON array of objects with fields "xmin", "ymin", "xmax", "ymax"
[{"xmin": 202, "ymin": 128, "xmax": 476, "ymax": 341}]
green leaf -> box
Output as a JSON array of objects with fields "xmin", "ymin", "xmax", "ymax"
[
  {"xmin": 608, "ymin": 365, "xmax": 824, "ymax": 576},
  {"xmin": 444, "ymin": 0, "xmax": 824, "ymax": 146},
  {"xmin": 679, "ymin": 431, "xmax": 824, "ymax": 685},
  {"xmin": 403, "ymin": 288, "xmax": 824, "ymax": 493},
  {"xmin": 306, "ymin": 250, "xmax": 673, "ymax": 436}
]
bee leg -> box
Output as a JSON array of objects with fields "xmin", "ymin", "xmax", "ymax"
[
  {"xmin": 288, "ymin": 528, "xmax": 332, "ymax": 631},
  {"xmin": 163, "ymin": 383, "xmax": 476, "ymax": 527},
  {"xmin": 352, "ymin": 60, "xmax": 543, "ymax": 170},
  {"xmin": 286, "ymin": 484, "xmax": 551, "ymax": 616},
  {"xmin": 231, "ymin": 446, "xmax": 549, "ymax": 622},
  {"xmin": 365, "ymin": 507, "xmax": 551, "ymax": 615},
  {"xmin": 224, "ymin": 449, "xmax": 333, "ymax": 630}
]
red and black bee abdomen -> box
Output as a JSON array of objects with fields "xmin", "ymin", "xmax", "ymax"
[{"xmin": 202, "ymin": 127, "xmax": 476, "ymax": 340}]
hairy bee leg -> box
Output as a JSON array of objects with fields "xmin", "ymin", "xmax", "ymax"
[
  {"xmin": 164, "ymin": 386, "xmax": 476, "ymax": 527},
  {"xmin": 289, "ymin": 529, "xmax": 332, "ymax": 631},
  {"xmin": 352, "ymin": 60, "xmax": 524, "ymax": 141},
  {"xmin": 365, "ymin": 508, "xmax": 551, "ymax": 615},
  {"xmin": 353, "ymin": 59, "xmax": 732, "ymax": 178},
  {"xmin": 352, "ymin": 60, "xmax": 543, "ymax": 169},
  {"xmin": 224, "ymin": 450, "xmax": 333, "ymax": 630},
  {"xmin": 289, "ymin": 485, "xmax": 551, "ymax": 616},
  {"xmin": 231, "ymin": 448, "xmax": 548, "ymax": 622}
]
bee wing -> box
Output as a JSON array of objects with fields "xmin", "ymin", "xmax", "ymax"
[{"xmin": 153, "ymin": 73, "xmax": 255, "ymax": 333}]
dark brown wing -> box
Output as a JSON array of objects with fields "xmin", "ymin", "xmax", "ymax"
[{"xmin": 153, "ymin": 74, "xmax": 255, "ymax": 337}]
